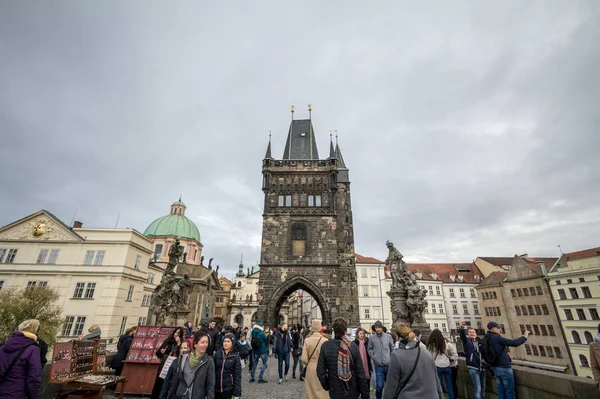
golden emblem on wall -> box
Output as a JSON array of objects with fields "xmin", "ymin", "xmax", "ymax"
[{"xmin": 33, "ymin": 223, "xmax": 46, "ymax": 236}]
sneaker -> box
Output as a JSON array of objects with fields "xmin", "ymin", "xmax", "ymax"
[
  {"xmin": 249, "ymin": 378, "xmax": 255, "ymax": 383},
  {"xmin": 258, "ymin": 379, "xmax": 267, "ymax": 384},
  {"xmin": 284, "ymin": 375, "xmax": 288, "ymax": 382},
  {"xmin": 278, "ymin": 378, "xmax": 283, "ymax": 384},
  {"xmin": 292, "ymin": 374, "xmax": 296, "ymax": 379},
  {"xmin": 299, "ymin": 377, "xmax": 304, "ymax": 382}
]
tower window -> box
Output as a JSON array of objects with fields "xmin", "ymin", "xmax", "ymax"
[
  {"xmin": 285, "ymin": 195, "xmax": 292, "ymax": 207},
  {"xmin": 278, "ymin": 196, "xmax": 284, "ymax": 206},
  {"xmin": 291, "ymin": 223, "xmax": 307, "ymax": 257},
  {"xmin": 315, "ymin": 195, "xmax": 321, "ymax": 206}
]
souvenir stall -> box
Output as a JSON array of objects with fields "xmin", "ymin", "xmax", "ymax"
[
  {"xmin": 121, "ymin": 325, "xmax": 174, "ymax": 395},
  {"xmin": 50, "ymin": 339, "xmax": 127, "ymax": 398}
]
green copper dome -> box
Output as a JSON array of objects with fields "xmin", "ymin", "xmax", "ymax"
[{"xmin": 144, "ymin": 200, "xmax": 201, "ymax": 242}]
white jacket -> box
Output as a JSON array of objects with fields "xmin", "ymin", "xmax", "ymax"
[{"xmin": 430, "ymin": 342, "xmax": 458, "ymax": 368}]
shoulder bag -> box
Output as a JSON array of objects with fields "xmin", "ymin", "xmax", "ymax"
[
  {"xmin": 300, "ymin": 336, "xmax": 322, "ymax": 379},
  {"xmin": 0, "ymin": 344, "xmax": 34, "ymax": 382},
  {"xmin": 393, "ymin": 344, "xmax": 421, "ymax": 398}
]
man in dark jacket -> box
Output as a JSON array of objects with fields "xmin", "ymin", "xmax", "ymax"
[
  {"xmin": 0, "ymin": 319, "xmax": 42, "ymax": 399},
  {"xmin": 486, "ymin": 321, "xmax": 529, "ymax": 399},
  {"xmin": 250, "ymin": 322, "xmax": 269, "ymax": 383},
  {"xmin": 459, "ymin": 321, "xmax": 484, "ymax": 399},
  {"xmin": 317, "ymin": 317, "xmax": 369, "ymax": 399},
  {"xmin": 274, "ymin": 323, "xmax": 293, "ymax": 384},
  {"xmin": 207, "ymin": 320, "xmax": 219, "ymax": 356}
]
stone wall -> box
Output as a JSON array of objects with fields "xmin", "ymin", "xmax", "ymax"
[{"xmin": 455, "ymin": 358, "xmax": 599, "ymax": 398}]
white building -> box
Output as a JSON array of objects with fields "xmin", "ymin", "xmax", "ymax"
[
  {"xmin": 356, "ymin": 254, "xmax": 389, "ymax": 330},
  {"xmin": 0, "ymin": 210, "xmax": 155, "ymax": 341}
]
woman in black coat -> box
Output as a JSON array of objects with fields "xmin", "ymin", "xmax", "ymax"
[
  {"xmin": 213, "ymin": 334, "xmax": 242, "ymax": 399},
  {"xmin": 353, "ymin": 328, "xmax": 372, "ymax": 386},
  {"xmin": 151, "ymin": 327, "xmax": 183, "ymax": 399},
  {"xmin": 111, "ymin": 326, "xmax": 137, "ymax": 376}
]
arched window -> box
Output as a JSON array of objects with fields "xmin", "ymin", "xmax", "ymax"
[
  {"xmin": 237, "ymin": 281, "xmax": 242, "ymax": 288},
  {"xmin": 291, "ymin": 223, "xmax": 307, "ymax": 257},
  {"xmin": 585, "ymin": 331, "xmax": 594, "ymax": 344},
  {"xmin": 572, "ymin": 331, "xmax": 581, "ymax": 344},
  {"xmin": 580, "ymin": 354, "xmax": 590, "ymax": 367}
]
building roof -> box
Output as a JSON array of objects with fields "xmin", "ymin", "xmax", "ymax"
[
  {"xmin": 282, "ymin": 119, "xmax": 320, "ymax": 160},
  {"xmin": 477, "ymin": 271, "xmax": 508, "ymax": 287},
  {"xmin": 355, "ymin": 253, "xmax": 384, "ymax": 264},
  {"xmin": 477, "ymin": 257, "xmax": 515, "ymax": 266},
  {"xmin": 407, "ymin": 263, "xmax": 483, "ymax": 283},
  {"xmin": 144, "ymin": 201, "xmax": 201, "ymax": 243},
  {"xmin": 563, "ymin": 246, "xmax": 600, "ymax": 261}
]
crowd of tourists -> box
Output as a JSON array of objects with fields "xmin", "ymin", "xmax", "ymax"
[{"xmin": 3, "ymin": 316, "xmax": 600, "ymax": 398}]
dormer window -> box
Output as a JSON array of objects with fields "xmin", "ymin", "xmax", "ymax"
[
  {"xmin": 416, "ymin": 272, "xmax": 422, "ymax": 279},
  {"xmin": 458, "ymin": 276, "xmax": 464, "ymax": 282},
  {"xmin": 431, "ymin": 273, "xmax": 438, "ymax": 280}
]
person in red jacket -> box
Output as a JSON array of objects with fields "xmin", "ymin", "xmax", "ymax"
[{"xmin": 0, "ymin": 319, "xmax": 42, "ymax": 399}]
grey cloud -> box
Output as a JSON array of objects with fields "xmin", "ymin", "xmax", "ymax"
[{"xmin": 1, "ymin": 1, "xmax": 598, "ymax": 277}]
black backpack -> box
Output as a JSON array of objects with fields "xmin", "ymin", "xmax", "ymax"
[
  {"xmin": 480, "ymin": 332, "xmax": 500, "ymax": 366},
  {"xmin": 251, "ymin": 334, "xmax": 261, "ymax": 351}
]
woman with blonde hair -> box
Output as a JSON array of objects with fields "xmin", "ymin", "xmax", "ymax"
[
  {"xmin": 0, "ymin": 319, "xmax": 42, "ymax": 399},
  {"xmin": 383, "ymin": 324, "xmax": 443, "ymax": 399},
  {"xmin": 302, "ymin": 319, "xmax": 329, "ymax": 399}
]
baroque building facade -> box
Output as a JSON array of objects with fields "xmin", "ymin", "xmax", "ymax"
[
  {"xmin": 144, "ymin": 200, "xmax": 220, "ymax": 326},
  {"xmin": 256, "ymin": 111, "xmax": 359, "ymax": 327},
  {"xmin": 0, "ymin": 210, "xmax": 155, "ymax": 341},
  {"xmin": 548, "ymin": 247, "xmax": 600, "ymax": 377}
]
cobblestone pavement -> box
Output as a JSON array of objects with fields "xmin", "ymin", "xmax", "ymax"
[{"xmin": 104, "ymin": 356, "xmax": 306, "ymax": 398}]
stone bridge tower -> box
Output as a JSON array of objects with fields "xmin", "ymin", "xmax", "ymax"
[{"xmin": 257, "ymin": 107, "xmax": 360, "ymax": 327}]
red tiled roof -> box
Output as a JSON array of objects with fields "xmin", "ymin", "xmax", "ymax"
[
  {"xmin": 478, "ymin": 257, "xmax": 515, "ymax": 266},
  {"xmin": 381, "ymin": 262, "xmax": 483, "ymax": 283},
  {"xmin": 355, "ymin": 253, "xmax": 384, "ymax": 264},
  {"xmin": 564, "ymin": 247, "xmax": 600, "ymax": 261},
  {"xmin": 522, "ymin": 257, "xmax": 558, "ymax": 274},
  {"xmin": 477, "ymin": 271, "xmax": 508, "ymax": 287}
]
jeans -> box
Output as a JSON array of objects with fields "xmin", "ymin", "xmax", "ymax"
[
  {"xmin": 251, "ymin": 353, "xmax": 268, "ymax": 380},
  {"xmin": 292, "ymin": 352, "xmax": 304, "ymax": 377},
  {"xmin": 468, "ymin": 368, "xmax": 486, "ymax": 399},
  {"xmin": 277, "ymin": 351, "xmax": 291, "ymax": 378},
  {"xmin": 374, "ymin": 365, "xmax": 388, "ymax": 399},
  {"xmin": 437, "ymin": 366, "xmax": 455, "ymax": 399},
  {"xmin": 493, "ymin": 367, "xmax": 515, "ymax": 399}
]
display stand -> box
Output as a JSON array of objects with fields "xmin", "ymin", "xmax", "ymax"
[
  {"xmin": 121, "ymin": 326, "xmax": 174, "ymax": 395},
  {"xmin": 50, "ymin": 339, "xmax": 127, "ymax": 398}
]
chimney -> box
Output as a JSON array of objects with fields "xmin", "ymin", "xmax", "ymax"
[{"xmin": 73, "ymin": 221, "xmax": 83, "ymax": 228}]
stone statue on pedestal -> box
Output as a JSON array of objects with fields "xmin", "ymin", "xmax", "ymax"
[
  {"xmin": 386, "ymin": 241, "xmax": 431, "ymax": 339},
  {"xmin": 151, "ymin": 237, "xmax": 193, "ymax": 325}
]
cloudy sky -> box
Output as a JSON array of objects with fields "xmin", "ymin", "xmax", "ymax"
[{"xmin": 1, "ymin": 1, "xmax": 598, "ymax": 279}]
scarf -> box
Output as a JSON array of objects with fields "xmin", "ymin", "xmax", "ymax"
[
  {"xmin": 595, "ymin": 332, "xmax": 600, "ymax": 348},
  {"xmin": 337, "ymin": 336, "xmax": 353, "ymax": 383},
  {"xmin": 189, "ymin": 350, "xmax": 203, "ymax": 369},
  {"xmin": 358, "ymin": 340, "xmax": 370, "ymax": 380}
]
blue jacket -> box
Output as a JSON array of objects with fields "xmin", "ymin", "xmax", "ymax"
[
  {"xmin": 251, "ymin": 327, "xmax": 268, "ymax": 355},
  {"xmin": 459, "ymin": 328, "xmax": 482, "ymax": 371},
  {"xmin": 274, "ymin": 330, "xmax": 293, "ymax": 355},
  {"xmin": 488, "ymin": 331, "xmax": 527, "ymax": 368},
  {"xmin": 213, "ymin": 349, "xmax": 242, "ymax": 396}
]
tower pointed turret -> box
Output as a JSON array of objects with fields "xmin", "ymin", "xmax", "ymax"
[
  {"xmin": 335, "ymin": 134, "xmax": 349, "ymax": 182},
  {"xmin": 264, "ymin": 130, "xmax": 273, "ymax": 159},
  {"xmin": 236, "ymin": 253, "xmax": 245, "ymax": 277},
  {"xmin": 282, "ymin": 105, "xmax": 319, "ymax": 160},
  {"xmin": 328, "ymin": 130, "xmax": 336, "ymax": 159}
]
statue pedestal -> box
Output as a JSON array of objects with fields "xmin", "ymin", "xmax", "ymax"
[
  {"xmin": 388, "ymin": 288, "xmax": 411, "ymax": 327},
  {"xmin": 411, "ymin": 321, "xmax": 432, "ymax": 342},
  {"xmin": 174, "ymin": 310, "xmax": 190, "ymax": 326}
]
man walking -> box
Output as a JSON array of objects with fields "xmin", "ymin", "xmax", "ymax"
[
  {"xmin": 274, "ymin": 323, "xmax": 293, "ymax": 384},
  {"xmin": 292, "ymin": 326, "xmax": 305, "ymax": 380},
  {"xmin": 459, "ymin": 321, "xmax": 485, "ymax": 399},
  {"xmin": 367, "ymin": 321, "xmax": 394, "ymax": 399},
  {"xmin": 250, "ymin": 321, "xmax": 269, "ymax": 383},
  {"xmin": 483, "ymin": 321, "xmax": 529, "ymax": 399}
]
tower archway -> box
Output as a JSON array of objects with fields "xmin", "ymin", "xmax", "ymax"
[{"xmin": 263, "ymin": 275, "xmax": 331, "ymax": 328}]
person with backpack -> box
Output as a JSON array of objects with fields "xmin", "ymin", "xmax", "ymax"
[
  {"xmin": 236, "ymin": 334, "xmax": 250, "ymax": 369},
  {"xmin": 249, "ymin": 321, "xmax": 269, "ymax": 383},
  {"xmin": 274, "ymin": 323, "xmax": 293, "ymax": 384},
  {"xmin": 383, "ymin": 324, "xmax": 443, "ymax": 399},
  {"xmin": 292, "ymin": 326, "xmax": 305, "ymax": 380},
  {"xmin": 0, "ymin": 319, "xmax": 42, "ymax": 399},
  {"xmin": 316, "ymin": 317, "xmax": 369, "ymax": 399},
  {"xmin": 481, "ymin": 321, "xmax": 529, "ymax": 399},
  {"xmin": 459, "ymin": 321, "xmax": 485, "ymax": 399},
  {"xmin": 426, "ymin": 329, "xmax": 457, "ymax": 399}
]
